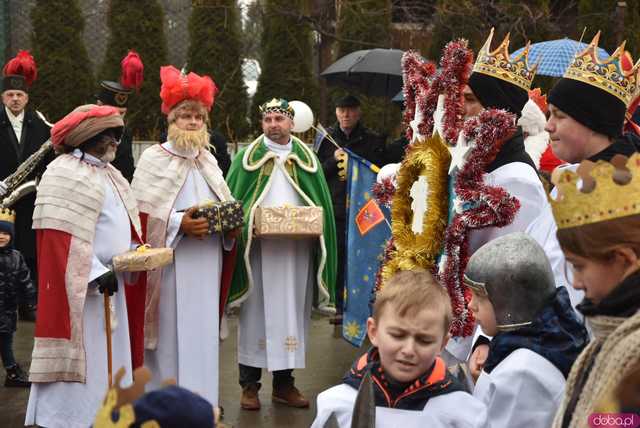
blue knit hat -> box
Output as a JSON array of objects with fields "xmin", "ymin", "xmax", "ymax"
[{"xmin": 131, "ymin": 385, "xmax": 215, "ymax": 428}]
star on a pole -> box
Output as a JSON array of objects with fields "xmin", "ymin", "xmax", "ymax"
[{"xmin": 448, "ymin": 135, "xmax": 474, "ymax": 175}]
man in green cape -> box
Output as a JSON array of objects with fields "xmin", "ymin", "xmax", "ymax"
[{"xmin": 226, "ymin": 98, "xmax": 337, "ymax": 411}]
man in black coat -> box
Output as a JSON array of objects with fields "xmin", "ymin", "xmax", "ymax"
[
  {"xmin": 0, "ymin": 73, "xmax": 51, "ymax": 320},
  {"xmin": 95, "ymin": 80, "xmax": 136, "ymax": 181},
  {"xmin": 316, "ymin": 95, "xmax": 389, "ymax": 321}
]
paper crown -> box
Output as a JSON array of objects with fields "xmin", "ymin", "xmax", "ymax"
[
  {"xmin": 563, "ymin": 32, "xmax": 640, "ymax": 107},
  {"xmin": 259, "ymin": 98, "xmax": 295, "ymax": 119},
  {"xmin": 550, "ymin": 153, "xmax": 640, "ymax": 229},
  {"xmin": 472, "ymin": 28, "xmax": 537, "ymax": 91},
  {"xmin": 0, "ymin": 209, "xmax": 16, "ymax": 224}
]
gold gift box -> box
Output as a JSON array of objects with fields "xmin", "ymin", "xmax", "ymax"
[
  {"xmin": 254, "ymin": 206, "xmax": 323, "ymax": 238},
  {"xmin": 112, "ymin": 245, "xmax": 174, "ymax": 272}
]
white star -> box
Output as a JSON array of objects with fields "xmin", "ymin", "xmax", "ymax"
[
  {"xmin": 409, "ymin": 105, "xmax": 425, "ymax": 143},
  {"xmin": 448, "ymin": 133, "xmax": 474, "ymax": 175},
  {"xmin": 432, "ymin": 94, "xmax": 445, "ymax": 138}
]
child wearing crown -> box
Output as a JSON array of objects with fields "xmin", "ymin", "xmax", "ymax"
[
  {"xmin": 550, "ymin": 153, "xmax": 640, "ymax": 427},
  {"xmin": 0, "ymin": 208, "xmax": 35, "ymax": 387}
]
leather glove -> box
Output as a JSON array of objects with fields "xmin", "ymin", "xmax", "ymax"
[{"xmin": 95, "ymin": 270, "xmax": 118, "ymax": 296}]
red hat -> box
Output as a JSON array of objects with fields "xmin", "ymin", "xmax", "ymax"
[
  {"xmin": 159, "ymin": 66, "xmax": 217, "ymax": 115},
  {"xmin": 120, "ymin": 50, "xmax": 144, "ymax": 92},
  {"xmin": 2, "ymin": 50, "xmax": 37, "ymax": 92}
]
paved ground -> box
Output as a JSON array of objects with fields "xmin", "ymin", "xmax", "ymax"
[{"xmin": 1, "ymin": 313, "xmax": 363, "ymax": 427}]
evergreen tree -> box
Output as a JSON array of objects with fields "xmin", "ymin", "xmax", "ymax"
[
  {"xmin": 336, "ymin": 0, "xmax": 392, "ymax": 57},
  {"xmin": 578, "ymin": 0, "xmax": 640, "ymax": 54},
  {"xmin": 30, "ymin": 0, "xmax": 94, "ymax": 120},
  {"xmin": 188, "ymin": 0, "xmax": 249, "ymax": 141},
  {"xmin": 251, "ymin": 0, "xmax": 318, "ymax": 131},
  {"xmin": 99, "ymin": 0, "xmax": 168, "ymax": 140},
  {"xmin": 334, "ymin": 0, "xmax": 399, "ymax": 137}
]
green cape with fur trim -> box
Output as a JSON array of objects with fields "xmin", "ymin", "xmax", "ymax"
[{"xmin": 226, "ymin": 135, "xmax": 337, "ymax": 310}]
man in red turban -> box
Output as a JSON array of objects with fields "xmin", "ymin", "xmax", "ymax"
[
  {"xmin": 25, "ymin": 104, "xmax": 143, "ymax": 428},
  {"xmin": 130, "ymin": 66, "xmax": 237, "ymax": 408}
]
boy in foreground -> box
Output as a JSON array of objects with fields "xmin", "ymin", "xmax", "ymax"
[{"xmin": 312, "ymin": 270, "xmax": 488, "ymax": 427}]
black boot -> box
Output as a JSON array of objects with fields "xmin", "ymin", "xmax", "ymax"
[{"xmin": 5, "ymin": 364, "xmax": 30, "ymax": 387}]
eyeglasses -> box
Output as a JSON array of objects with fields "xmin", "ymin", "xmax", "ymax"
[{"xmin": 98, "ymin": 134, "xmax": 120, "ymax": 146}]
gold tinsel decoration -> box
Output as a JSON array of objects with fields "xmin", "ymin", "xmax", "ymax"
[{"xmin": 381, "ymin": 133, "xmax": 451, "ymax": 284}]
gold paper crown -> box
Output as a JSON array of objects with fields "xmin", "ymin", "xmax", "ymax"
[
  {"xmin": 550, "ymin": 153, "xmax": 640, "ymax": 229},
  {"xmin": 0, "ymin": 209, "xmax": 15, "ymax": 224},
  {"xmin": 563, "ymin": 32, "xmax": 640, "ymax": 106},
  {"xmin": 472, "ymin": 28, "xmax": 537, "ymax": 91}
]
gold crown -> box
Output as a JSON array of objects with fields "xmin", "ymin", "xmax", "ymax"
[
  {"xmin": 550, "ymin": 153, "xmax": 640, "ymax": 229},
  {"xmin": 472, "ymin": 28, "xmax": 537, "ymax": 91},
  {"xmin": 563, "ymin": 32, "xmax": 640, "ymax": 106},
  {"xmin": 0, "ymin": 209, "xmax": 15, "ymax": 224}
]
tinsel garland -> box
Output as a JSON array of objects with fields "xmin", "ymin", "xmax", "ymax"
[
  {"xmin": 440, "ymin": 109, "xmax": 521, "ymax": 337},
  {"xmin": 374, "ymin": 238, "xmax": 396, "ymax": 293},
  {"xmin": 402, "ymin": 51, "xmax": 436, "ymax": 143},
  {"xmin": 401, "ymin": 40, "xmax": 473, "ymax": 146},
  {"xmin": 372, "ymin": 177, "xmax": 396, "ymax": 207},
  {"xmin": 380, "ymin": 134, "xmax": 451, "ymax": 282}
]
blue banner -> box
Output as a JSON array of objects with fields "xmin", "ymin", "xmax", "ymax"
[{"xmin": 342, "ymin": 150, "xmax": 391, "ymax": 347}]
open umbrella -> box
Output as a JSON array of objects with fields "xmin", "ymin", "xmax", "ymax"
[
  {"xmin": 511, "ymin": 38, "xmax": 610, "ymax": 77},
  {"xmin": 321, "ymin": 48, "xmax": 403, "ymax": 98}
]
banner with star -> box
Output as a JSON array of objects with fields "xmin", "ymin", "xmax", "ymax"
[{"xmin": 343, "ymin": 150, "xmax": 391, "ymax": 347}]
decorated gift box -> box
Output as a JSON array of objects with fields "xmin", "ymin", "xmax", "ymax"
[
  {"xmin": 192, "ymin": 200, "xmax": 244, "ymax": 234},
  {"xmin": 112, "ymin": 245, "xmax": 174, "ymax": 272},
  {"xmin": 254, "ymin": 205, "xmax": 323, "ymax": 238}
]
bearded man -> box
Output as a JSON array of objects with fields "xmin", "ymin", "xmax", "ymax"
[{"xmin": 130, "ymin": 66, "xmax": 237, "ymax": 407}]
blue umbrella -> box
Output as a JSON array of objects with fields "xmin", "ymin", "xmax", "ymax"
[{"xmin": 511, "ymin": 38, "xmax": 610, "ymax": 77}]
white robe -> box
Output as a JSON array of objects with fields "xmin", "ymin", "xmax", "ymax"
[
  {"xmin": 312, "ymin": 383, "xmax": 489, "ymax": 428},
  {"xmin": 25, "ymin": 153, "xmax": 134, "ymax": 428},
  {"xmin": 473, "ymin": 348, "xmax": 565, "ymax": 428},
  {"xmin": 143, "ymin": 142, "xmax": 226, "ymax": 406},
  {"xmin": 237, "ymin": 138, "xmax": 314, "ymax": 371}
]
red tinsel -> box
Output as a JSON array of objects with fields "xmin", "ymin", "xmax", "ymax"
[
  {"xmin": 439, "ymin": 109, "xmax": 521, "ymax": 337},
  {"xmin": 401, "ymin": 51, "xmax": 436, "ymax": 144},
  {"xmin": 3, "ymin": 50, "xmax": 37, "ymax": 87},
  {"xmin": 400, "ymin": 41, "xmax": 473, "ymax": 147},
  {"xmin": 372, "ymin": 177, "xmax": 396, "ymax": 208},
  {"xmin": 120, "ymin": 50, "xmax": 144, "ymax": 92}
]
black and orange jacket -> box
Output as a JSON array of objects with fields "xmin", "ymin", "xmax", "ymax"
[{"xmin": 342, "ymin": 348, "xmax": 464, "ymax": 411}]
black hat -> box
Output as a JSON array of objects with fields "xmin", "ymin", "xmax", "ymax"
[
  {"xmin": 2, "ymin": 75, "xmax": 27, "ymax": 93},
  {"xmin": 548, "ymin": 78, "xmax": 625, "ymax": 138},
  {"xmin": 335, "ymin": 95, "xmax": 361, "ymax": 108},
  {"xmin": 96, "ymin": 80, "xmax": 132, "ymax": 108},
  {"xmin": 468, "ymin": 72, "xmax": 529, "ymax": 118}
]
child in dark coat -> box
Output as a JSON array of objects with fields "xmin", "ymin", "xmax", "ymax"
[{"xmin": 0, "ymin": 208, "xmax": 35, "ymax": 387}]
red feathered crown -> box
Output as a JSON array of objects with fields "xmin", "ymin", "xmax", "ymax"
[
  {"xmin": 159, "ymin": 66, "xmax": 218, "ymax": 115},
  {"xmin": 3, "ymin": 50, "xmax": 37, "ymax": 87},
  {"xmin": 120, "ymin": 50, "xmax": 144, "ymax": 92}
]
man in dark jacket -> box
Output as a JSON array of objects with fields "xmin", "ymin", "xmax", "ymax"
[
  {"xmin": 0, "ymin": 64, "xmax": 51, "ymax": 321},
  {"xmin": 316, "ymin": 95, "xmax": 388, "ymax": 321},
  {"xmin": 95, "ymin": 80, "xmax": 136, "ymax": 181}
]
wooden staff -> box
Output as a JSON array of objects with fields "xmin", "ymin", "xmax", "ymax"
[{"xmin": 103, "ymin": 293, "xmax": 113, "ymax": 387}]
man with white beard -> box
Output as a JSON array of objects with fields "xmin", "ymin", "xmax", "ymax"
[
  {"xmin": 25, "ymin": 104, "xmax": 142, "ymax": 428},
  {"xmin": 130, "ymin": 66, "xmax": 238, "ymax": 407}
]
